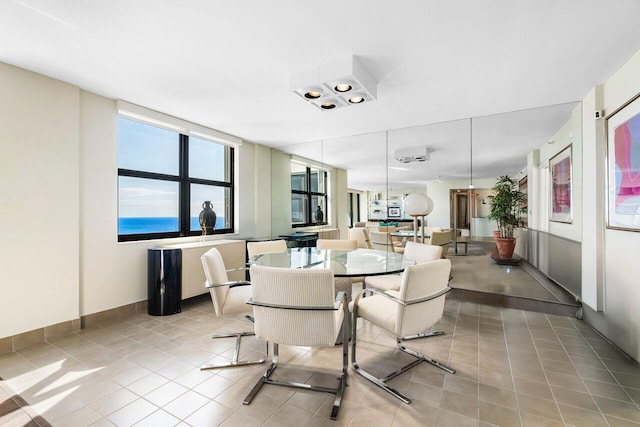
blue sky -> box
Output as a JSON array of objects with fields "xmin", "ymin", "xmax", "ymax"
[{"xmin": 118, "ymin": 118, "xmax": 227, "ymax": 217}]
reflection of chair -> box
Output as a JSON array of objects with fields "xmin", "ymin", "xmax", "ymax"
[
  {"xmin": 363, "ymin": 242, "xmax": 442, "ymax": 292},
  {"xmin": 247, "ymin": 239, "xmax": 287, "ymax": 259},
  {"xmin": 351, "ymin": 259, "xmax": 455, "ymax": 403},
  {"xmin": 200, "ymin": 248, "xmax": 268, "ymax": 370},
  {"xmin": 430, "ymin": 230, "xmax": 452, "ymax": 258},
  {"xmin": 349, "ymin": 227, "xmax": 373, "ymax": 249},
  {"xmin": 317, "ymin": 239, "xmax": 358, "ymax": 250},
  {"xmin": 370, "ymin": 231, "xmax": 404, "ymax": 254},
  {"xmin": 244, "ymin": 265, "xmax": 348, "ymax": 420}
]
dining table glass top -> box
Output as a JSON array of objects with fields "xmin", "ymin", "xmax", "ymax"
[{"xmin": 249, "ymin": 247, "xmax": 414, "ymax": 277}]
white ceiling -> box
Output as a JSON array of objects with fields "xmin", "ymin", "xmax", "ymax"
[{"xmin": 2, "ymin": 0, "xmax": 640, "ymax": 189}]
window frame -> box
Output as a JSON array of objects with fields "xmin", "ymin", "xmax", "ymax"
[
  {"xmin": 118, "ymin": 120, "xmax": 234, "ymax": 242},
  {"xmin": 291, "ymin": 166, "xmax": 328, "ymax": 228}
]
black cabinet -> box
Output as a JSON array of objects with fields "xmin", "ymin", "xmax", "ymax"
[{"xmin": 147, "ymin": 248, "xmax": 182, "ymax": 316}]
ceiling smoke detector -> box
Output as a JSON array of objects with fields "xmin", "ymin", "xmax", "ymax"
[{"xmin": 394, "ymin": 146, "xmax": 431, "ymax": 163}]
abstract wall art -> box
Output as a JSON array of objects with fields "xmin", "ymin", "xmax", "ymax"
[
  {"xmin": 550, "ymin": 145, "xmax": 572, "ymax": 223},
  {"xmin": 607, "ymin": 95, "xmax": 640, "ymax": 231}
]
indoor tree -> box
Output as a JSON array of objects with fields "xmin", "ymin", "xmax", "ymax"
[{"xmin": 487, "ymin": 175, "xmax": 527, "ymax": 239}]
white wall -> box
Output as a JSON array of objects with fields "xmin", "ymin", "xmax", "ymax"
[
  {"xmin": 1, "ymin": 63, "xmax": 80, "ymax": 337},
  {"xmin": 0, "ymin": 63, "xmax": 265, "ymax": 336},
  {"xmin": 537, "ymin": 104, "xmax": 583, "ymax": 243},
  {"xmin": 79, "ymin": 93, "xmax": 262, "ymax": 316},
  {"xmin": 581, "ymin": 48, "xmax": 640, "ymax": 359}
]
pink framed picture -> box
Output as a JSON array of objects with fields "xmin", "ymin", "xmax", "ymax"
[
  {"xmin": 550, "ymin": 145, "xmax": 572, "ymax": 223},
  {"xmin": 607, "ymin": 95, "xmax": 640, "ymax": 231}
]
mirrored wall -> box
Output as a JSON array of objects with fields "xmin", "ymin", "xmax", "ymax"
[{"xmin": 269, "ymin": 101, "xmax": 581, "ymax": 253}]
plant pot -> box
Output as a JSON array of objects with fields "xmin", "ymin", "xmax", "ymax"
[
  {"xmin": 495, "ymin": 237, "xmax": 516, "ymax": 259},
  {"xmin": 492, "ymin": 230, "xmax": 501, "ymax": 240}
]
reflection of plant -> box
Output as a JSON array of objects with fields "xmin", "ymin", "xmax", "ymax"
[{"xmin": 487, "ymin": 175, "xmax": 527, "ymax": 238}]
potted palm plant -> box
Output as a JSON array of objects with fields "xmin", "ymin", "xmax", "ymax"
[{"xmin": 487, "ymin": 175, "xmax": 527, "ymax": 259}]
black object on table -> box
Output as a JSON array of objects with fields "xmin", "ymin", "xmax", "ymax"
[
  {"xmin": 147, "ymin": 248, "xmax": 182, "ymax": 316},
  {"xmin": 279, "ymin": 232, "xmax": 318, "ymax": 248}
]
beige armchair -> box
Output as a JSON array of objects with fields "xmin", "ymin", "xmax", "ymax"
[
  {"xmin": 370, "ymin": 230, "xmax": 404, "ymax": 254},
  {"xmin": 350, "ymin": 259, "xmax": 455, "ymax": 403},
  {"xmin": 430, "ymin": 230, "xmax": 453, "ymax": 258},
  {"xmin": 200, "ymin": 248, "xmax": 267, "ymax": 370},
  {"xmin": 244, "ymin": 265, "xmax": 348, "ymax": 420},
  {"xmin": 348, "ymin": 227, "xmax": 373, "ymax": 249}
]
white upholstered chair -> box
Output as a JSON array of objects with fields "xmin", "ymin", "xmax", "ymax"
[
  {"xmin": 363, "ymin": 241, "xmax": 442, "ymax": 292},
  {"xmin": 317, "ymin": 239, "xmax": 358, "ymax": 250},
  {"xmin": 244, "ymin": 265, "xmax": 348, "ymax": 420},
  {"xmin": 430, "ymin": 230, "xmax": 453, "ymax": 258},
  {"xmin": 200, "ymin": 247, "xmax": 267, "ymax": 370},
  {"xmin": 247, "ymin": 239, "xmax": 287, "ymax": 259},
  {"xmin": 370, "ymin": 231, "xmax": 404, "ymax": 254},
  {"xmin": 349, "ymin": 227, "xmax": 372, "ymax": 249},
  {"xmin": 350, "ymin": 259, "xmax": 455, "ymax": 403}
]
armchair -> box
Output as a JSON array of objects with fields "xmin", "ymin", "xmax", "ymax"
[
  {"xmin": 243, "ymin": 265, "xmax": 348, "ymax": 420},
  {"xmin": 200, "ymin": 248, "xmax": 267, "ymax": 370},
  {"xmin": 351, "ymin": 259, "xmax": 455, "ymax": 403}
]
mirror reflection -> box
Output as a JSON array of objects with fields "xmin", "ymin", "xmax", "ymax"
[{"xmin": 271, "ymin": 101, "xmax": 580, "ymax": 255}]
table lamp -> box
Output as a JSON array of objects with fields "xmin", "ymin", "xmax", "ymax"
[{"xmin": 403, "ymin": 193, "xmax": 434, "ymax": 243}]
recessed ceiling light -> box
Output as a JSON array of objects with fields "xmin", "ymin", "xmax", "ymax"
[
  {"xmin": 320, "ymin": 103, "xmax": 336, "ymax": 110},
  {"xmin": 348, "ymin": 95, "xmax": 364, "ymax": 104},
  {"xmin": 334, "ymin": 83, "xmax": 352, "ymax": 92},
  {"xmin": 304, "ymin": 90, "xmax": 322, "ymax": 99}
]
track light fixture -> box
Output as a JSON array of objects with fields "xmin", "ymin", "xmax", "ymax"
[{"xmin": 290, "ymin": 56, "xmax": 377, "ymax": 111}]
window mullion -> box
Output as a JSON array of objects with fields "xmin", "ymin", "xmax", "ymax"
[{"xmin": 179, "ymin": 135, "xmax": 190, "ymax": 236}]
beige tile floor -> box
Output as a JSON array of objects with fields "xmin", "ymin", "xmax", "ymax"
[{"xmin": 1, "ymin": 291, "xmax": 640, "ymax": 426}]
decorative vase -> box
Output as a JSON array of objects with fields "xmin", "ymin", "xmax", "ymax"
[
  {"xmin": 315, "ymin": 205, "xmax": 324, "ymax": 223},
  {"xmin": 199, "ymin": 201, "xmax": 217, "ymax": 235},
  {"xmin": 495, "ymin": 237, "xmax": 516, "ymax": 259}
]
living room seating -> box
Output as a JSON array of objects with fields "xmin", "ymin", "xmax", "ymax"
[
  {"xmin": 350, "ymin": 259, "xmax": 455, "ymax": 403},
  {"xmin": 200, "ymin": 247, "xmax": 268, "ymax": 370},
  {"xmin": 244, "ymin": 265, "xmax": 348, "ymax": 420},
  {"xmin": 349, "ymin": 227, "xmax": 373, "ymax": 249},
  {"xmin": 430, "ymin": 230, "xmax": 453, "ymax": 258},
  {"xmin": 370, "ymin": 230, "xmax": 405, "ymax": 254}
]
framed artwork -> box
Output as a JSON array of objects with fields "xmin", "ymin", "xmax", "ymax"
[
  {"xmin": 387, "ymin": 206, "xmax": 401, "ymax": 218},
  {"xmin": 549, "ymin": 145, "xmax": 572, "ymax": 223},
  {"xmin": 607, "ymin": 95, "xmax": 640, "ymax": 231}
]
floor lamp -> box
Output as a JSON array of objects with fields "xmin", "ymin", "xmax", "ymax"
[{"xmin": 403, "ymin": 193, "xmax": 434, "ymax": 243}]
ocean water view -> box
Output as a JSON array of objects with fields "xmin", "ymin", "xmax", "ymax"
[{"xmin": 119, "ymin": 217, "xmax": 226, "ymax": 234}]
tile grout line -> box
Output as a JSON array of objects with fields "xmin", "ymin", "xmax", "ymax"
[
  {"xmin": 525, "ymin": 313, "xmax": 569, "ymax": 426},
  {"xmin": 568, "ymin": 317, "xmax": 640, "ymax": 416}
]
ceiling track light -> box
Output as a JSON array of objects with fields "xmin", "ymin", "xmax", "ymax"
[
  {"xmin": 334, "ymin": 83, "xmax": 352, "ymax": 92},
  {"xmin": 290, "ymin": 56, "xmax": 377, "ymax": 111}
]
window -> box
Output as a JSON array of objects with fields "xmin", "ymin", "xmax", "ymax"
[
  {"xmin": 118, "ymin": 118, "xmax": 234, "ymax": 241},
  {"xmin": 291, "ymin": 162, "xmax": 327, "ymax": 227}
]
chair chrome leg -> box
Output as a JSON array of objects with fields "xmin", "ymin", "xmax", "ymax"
[
  {"xmin": 351, "ymin": 306, "xmax": 455, "ymax": 403},
  {"xmin": 200, "ymin": 332, "xmax": 268, "ymax": 370},
  {"xmin": 401, "ymin": 331, "xmax": 445, "ymax": 341},
  {"xmin": 351, "ymin": 311, "xmax": 412, "ymax": 404},
  {"xmin": 244, "ymin": 304, "xmax": 349, "ymax": 420},
  {"xmin": 397, "ymin": 340, "xmax": 456, "ymax": 374}
]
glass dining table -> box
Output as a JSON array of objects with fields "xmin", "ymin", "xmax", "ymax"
[
  {"xmin": 248, "ymin": 247, "xmax": 414, "ymax": 344},
  {"xmin": 248, "ymin": 247, "xmax": 414, "ymax": 277}
]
